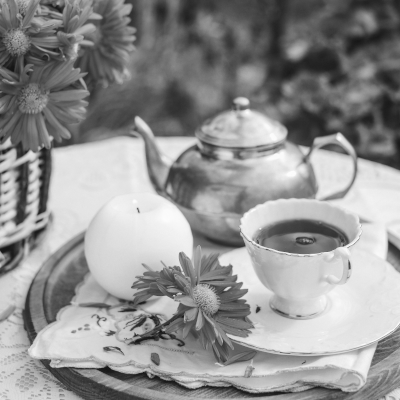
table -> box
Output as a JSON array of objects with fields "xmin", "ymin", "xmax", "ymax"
[{"xmin": 0, "ymin": 136, "xmax": 399, "ymax": 400}]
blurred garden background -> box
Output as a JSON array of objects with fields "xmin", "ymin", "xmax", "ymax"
[{"xmin": 75, "ymin": 0, "xmax": 400, "ymax": 169}]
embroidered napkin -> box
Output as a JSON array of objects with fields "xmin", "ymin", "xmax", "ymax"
[{"xmin": 29, "ymin": 222, "xmax": 388, "ymax": 393}]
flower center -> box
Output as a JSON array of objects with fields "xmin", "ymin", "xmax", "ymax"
[
  {"xmin": 193, "ymin": 284, "xmax": 220, "ymax": 315},
  {"xmin": 17, "ymin": 83, "xmax": 49, "ymax": 114},
  {"xmin": 3, "ymin": 28, "xmax": 31, "ymax": 56}
]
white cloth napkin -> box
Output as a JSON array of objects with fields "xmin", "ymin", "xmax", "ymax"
[{"xmin": 29, "ymin": 222, "xmax": 388, "ymax": 393}]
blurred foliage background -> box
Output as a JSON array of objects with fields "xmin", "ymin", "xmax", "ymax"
[{"xmin": 75, "ymin": 0, "xmax": 400, "ymax": 169}]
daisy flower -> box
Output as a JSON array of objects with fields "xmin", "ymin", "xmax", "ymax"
[
  {"xmin": 76, "ymin": 0, "xmax": 136, "ymax": 86},
  {"xmin": 131, "ymin": 247, "xmax": 254, "ymax": 364},
  {"xmin": 57, "ymin": 0, "xmax": 97, "ymax": 61},
  {"xmin": 0, "ymin": 61, "xmax": 88, "ymax": 151},
  {"xmin": 0, "ymin": 0, "xmax": 61, "ymax": 66}
]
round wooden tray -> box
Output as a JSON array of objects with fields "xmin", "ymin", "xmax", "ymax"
[{"xmin": 24, "ymin": 233, "xmax": 400, "ymax": 400}]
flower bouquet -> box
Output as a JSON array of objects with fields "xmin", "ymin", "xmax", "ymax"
[{"xmin": 0, "ymin": 0, "xmax": 135, "ymax": 272}]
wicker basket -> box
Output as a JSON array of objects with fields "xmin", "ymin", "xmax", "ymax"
[{"xmin": 0, "ymin": 139, "xmax": 52, "ymax": 274}]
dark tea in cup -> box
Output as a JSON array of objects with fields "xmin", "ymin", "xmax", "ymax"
[
  {"xmin": 241, "ymin": 199, "xmax": 361, "ymax": 318},
  {"xmin": 253, "ymin": 219, "xmax": 348, "ymax": 254}
]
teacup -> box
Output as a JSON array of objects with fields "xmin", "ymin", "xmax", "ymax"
[{"xmin": 240, "ymin": 199, "xmax": 362, "ymax": 319}]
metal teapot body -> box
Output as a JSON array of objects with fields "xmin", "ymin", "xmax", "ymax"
[{"xmin": 133, "ymin": 98, "xmax": 357, "ymax": 245}]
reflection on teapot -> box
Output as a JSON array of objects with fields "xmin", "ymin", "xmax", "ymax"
[{"xmin": 132, "ymin": 97, "xmax": 357, "ymax": 246}]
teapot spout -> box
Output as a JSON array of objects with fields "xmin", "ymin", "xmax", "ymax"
[{"xmin": 131, "ymin": 116, "xmax": 170, "ymax": 194}]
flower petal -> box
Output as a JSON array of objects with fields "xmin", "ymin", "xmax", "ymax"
[
  {"xmin": 36, "ymin": 113, "xmax": 51, "ymax": 149},
  {"xmin": 195, "ymin": 308, "xmax": 204, "ymax": 331},
  {"xmin": 192, "ymin": 246, "xmax": 202, "ymax": 285},
  {"xmin": 22, "ymin": 0, "xmax": 41, "ymax": 28},
  {"xmin": 219, "ymin": 288, "xmax": 248, "ymax": 303},
  {"xmin": 0, "ymin": 95, "xmax": 13, "ymax": 114},
  {"xmin": 43, "ymin": 107, "xmax": 71, "ymax": 140},
  {"xmin": 184, "ymin": 307, "xmax": 198, "ymax": 323},
  {"xmin": 49, "ymin": 89, "xmax": 89, "ymax": 102},
  {"xmin": 179, "ymin": 252, "xmax": 196, "ymax": 287},
  {"xmin": 27, "ymin": 114, "xmax": 41, "ymax": 152},
  {"xmin": 174, "ymin": 295, "xmax": 197, "ymax": 308},
  {"xmin": 0, "ymin": 109, "xmax": 21, "ymax": 132},
  {"xmin": 182, "ymin": 319, "xmax": 196, "ymax": 338},
  {"xmin": 215, "ymin": 316, "xmax": 253, "ymax": 330},
  {"xmin": 7, "ymin": 0, "xmax": 18, "ymax": 25}
]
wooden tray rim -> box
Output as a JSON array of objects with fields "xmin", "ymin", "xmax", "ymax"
[{"xmin": 24, "ymin": 232, "xmax": 400, "ymax": 400}]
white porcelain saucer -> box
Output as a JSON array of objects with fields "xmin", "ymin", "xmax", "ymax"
[{"xmin": 219, "ymin": 248, "xmax": 400, "ymax": 356}]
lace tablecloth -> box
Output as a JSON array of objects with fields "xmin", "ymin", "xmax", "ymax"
[{"xmin": 0, "ymin": 136, "xmax": 399, "ymax": 400}]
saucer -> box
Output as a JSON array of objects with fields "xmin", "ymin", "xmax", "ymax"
[{"xmin": 219, "ymin": 248, "xmax": 400, "ymax": 356}]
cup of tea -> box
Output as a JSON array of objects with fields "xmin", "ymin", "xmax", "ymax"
[{"xmin": 240, "ymin": 199, "xmax": 362, "ymax": 319}]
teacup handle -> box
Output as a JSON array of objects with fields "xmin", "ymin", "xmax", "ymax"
[
  {"xmin": 305, "ymin": 132, "xmax": 358, "ymax": 200},
  {"xmin": 324, "ymin": 247, "xmax": 352, "ymax": 285}
]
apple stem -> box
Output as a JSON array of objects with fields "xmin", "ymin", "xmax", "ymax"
[{"xmin": 137, "ymin": 208, "xmax": 140, "ymax": 213}]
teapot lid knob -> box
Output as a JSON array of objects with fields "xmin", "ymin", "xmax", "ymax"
[
  {"xmin": 232, "ymin": 97, "xmax": 250, "ymax": 111},
  {"xmin": 196, "ymin": 97, "xmax": 287, "ymax": 149}
]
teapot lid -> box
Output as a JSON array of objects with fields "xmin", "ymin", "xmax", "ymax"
[{"xmin": 196, "ymin": 97, "xmax": 287, "ymax": 149}]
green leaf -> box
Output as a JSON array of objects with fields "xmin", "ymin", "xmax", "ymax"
[{"xmin": 223, "ymin": 351, "xmax": 256, "ymax": 366}]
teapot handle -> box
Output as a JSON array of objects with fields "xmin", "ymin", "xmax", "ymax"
[{"xmin": 305, "ymin": 133, "xmax": 358, "ymax": 201}]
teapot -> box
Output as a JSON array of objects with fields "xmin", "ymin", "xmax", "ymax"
[{"xmin": 132, "ymin": 97, "xmax": 357, "ymax": 246}]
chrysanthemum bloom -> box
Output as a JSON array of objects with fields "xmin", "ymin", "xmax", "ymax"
[
  {"xmin": 76, "ymin": 0, "xmax": 136, "ymax": 86},
  {"xmin": 0, "ymin": 62, "xmax": 88, "ymax": 151},
  {"xmin": 0, "ymin": 0, "xmax": 62, "ymax": 66},
  {"xmin": 57, "ymin": 0, "xmax": 97, "ymax": 61},
  {"xmin": 132, "ymin": 247, "xmax": 254, "ymax": 364}
]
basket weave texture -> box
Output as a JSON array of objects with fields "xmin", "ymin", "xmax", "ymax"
[{"xmin": 0, "ymin": 139, "xmax": 52, "ymax": 274}]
